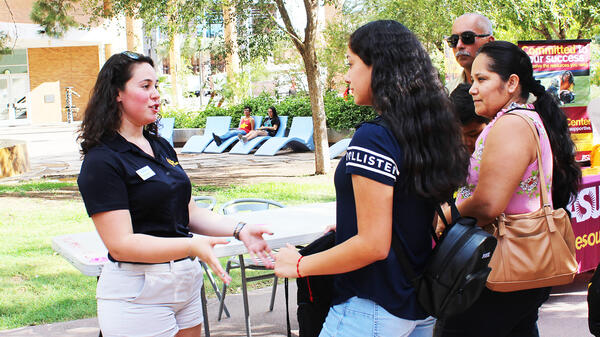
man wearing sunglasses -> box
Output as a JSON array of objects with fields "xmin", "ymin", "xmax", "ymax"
[{"xmin": 446, "ymin": 13, "xmax": 494, "ymax": 93}]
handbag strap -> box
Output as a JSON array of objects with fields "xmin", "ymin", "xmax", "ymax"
[{"xmin": 503, "ymin": 108, "xmax": 556, "ymax": 232}]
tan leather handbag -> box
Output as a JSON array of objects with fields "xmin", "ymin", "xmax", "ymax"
[{"xmin": 486, "ymin": 110, "xmax": 577, "ymax": 292}]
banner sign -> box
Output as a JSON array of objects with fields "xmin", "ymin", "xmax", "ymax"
[
  {"xmin": 519, "ymin": 39, "xmax": 593, "ymax": 161},
  {"xmin": 567, "ymin": 174, "xmax": 600, "ymax": 272}
]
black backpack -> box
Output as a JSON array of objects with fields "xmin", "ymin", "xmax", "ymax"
[
  {"xmin": 391, "ymin": 200, "xmax": 497, "ymax": 319},
  {"xmin": 285, "ymin": 231, "xmax": 335, "ymax": 337},
  {"xmin": 297, "ymin": 231, "xmax": 335, "ymax": 337}
]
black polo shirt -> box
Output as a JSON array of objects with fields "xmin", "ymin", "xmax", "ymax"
[
  {"xmin": 332, "ymin": 117, "xmax": 434, "ymax": 320},
  {"xmin": 78, "ymin": 131, "xmax": 192, "ymax": 261}
]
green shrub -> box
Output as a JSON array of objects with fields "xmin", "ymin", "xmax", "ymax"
[
  {"xmin": 160, "ymin": 108, "xmax": 196, "ymax": 128},
  {"xmin": 162, "ymin": 91, "xmax": 376, "ymax": 130},
  {"xmin": 324, "ymin": 91, "xmax": 376, "ymax": 130},
  {"xmin": 275, "ymin": 93, "xmax": 313, "ymax": 128}
]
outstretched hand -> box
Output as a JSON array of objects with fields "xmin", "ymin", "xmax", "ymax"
[
  {"xmin": 274, "ymin": 243, "xmax": 302, "ymax": 278},
  {"xmin": 190, "ymin": 236, "xmax": 232, "ymax": 285},
  {"xmin": 323, "ymin": 224, "xmax": 336, "ymax": 233},
  {"xmin": 238, "ymin": 224, "xmax": 275, "ymax": 268}
]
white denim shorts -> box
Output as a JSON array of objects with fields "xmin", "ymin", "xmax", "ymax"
[{"xmin": 96, "ymin": 257, "xmax": 204, "ymax": 337}]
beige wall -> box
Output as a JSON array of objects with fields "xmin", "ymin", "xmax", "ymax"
[
  {"xmin": 28, "ymin": 46, "xmax": 99, "ymax": 122},
  {"xmin": 0, "ymin": 0, "xmax": 93, "ymax": 25},
  {"xmin": 29, "ymin": 81, "xmax": 61, "ymax": 124}
]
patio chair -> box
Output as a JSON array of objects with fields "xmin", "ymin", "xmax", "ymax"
[
  {"xmin": 193, "ymin": 195, "xmax": 217, "ymax": 211},
  {"xmin": 329, "ymin": 138, "xmax": 352, "ymax": 159},
  {"xmin": 217, "ymin": 198, "xmax": 286, "ymax": 337},
  {"xmin": 158, "ymin": 117, "xmax": 175, "ymax": 146},
  {"xmin": 181, "ymin": 116, "xmax": 232, "ymax": 153},
  {"xmin": 192, "ymin": 195, "xmax": 231, "ymax": 320},
  {"xmin": 254, "ymin": 116, "xmax": 314, "ymax": 156},
  {"xmin": 228, "ymin": 116, "xmax": 289, "ymax": 155},
  {"xmin": 203, "ymin": 116, "xmax": 263, "ymax": 153}
]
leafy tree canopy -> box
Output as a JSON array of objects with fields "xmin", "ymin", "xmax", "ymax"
[{"xmin": 30, "ymin": 0, "xmax": 79, "ymax": 38}]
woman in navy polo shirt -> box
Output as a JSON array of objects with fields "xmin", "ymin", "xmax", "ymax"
[
  {"xmin": 274, "ymin": 21, "xmax": 469, "ymax": 336},
  {"xmin": 77, "ymin": 52, "xmax": 274, "ymax": 337}
]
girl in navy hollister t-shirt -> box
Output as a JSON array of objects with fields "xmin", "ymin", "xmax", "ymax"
[{"xmin": 274, "ymin": 20, "xmax": 469, "ymax": 336}]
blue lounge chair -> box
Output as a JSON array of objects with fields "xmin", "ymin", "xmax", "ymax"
[
  {"xmin": 229, "ymin": 116, "xmax": 289, "ymax": 155},
  {"xmin": 204, "ymin": 116, "xmax": 263, "ymax": 153},
  {"xmin": 181, "ymin": 116, "xmax": 232, "ymax": 153},
  {"xmin": 158, "ymin": 117, "xmax": 175, "ymax": 146},
  {"xmin": 329, "ymin": 138, "xmax": 352, "ymax": 159},
  {"xmin": 254, "ymin": 116, "xmax": 314, "ymax": 156}
]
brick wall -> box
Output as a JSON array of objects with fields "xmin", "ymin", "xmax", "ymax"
[{"xmin": 28, "ymin": 46, "xmax": 99, "ymax": 122}]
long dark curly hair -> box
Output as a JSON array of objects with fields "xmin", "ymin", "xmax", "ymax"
[
  {"xmin": 478, "ymin": 41, "xmax": 581, "ymax": 209},
  {"xmin": 79, "ymin": 52, "xmax": 157, "ymax": 154},
  {"xmin": 349, "ymin": 20, "xmax": 470, "ymax": 202}
]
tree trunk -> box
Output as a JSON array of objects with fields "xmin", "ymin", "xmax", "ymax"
[
  {"xmin": 302, "ymin": 48, "xmax": 330, "ymax": 174},
  {"xmin": 273, "ymin": 0, "xmax": 331, "ymax": 174},
  {"xmin": 125, "ymin": 15, "xmax": 143, "ymax": 52},
  {"xmin": 223, "ymin": 2, "xmax": 240, "ymax": 85},
  {"xmin": 533, "ymin": 23, "xmax": 553, "ymax": 40},
  {"xmin": 168, "ymin": 34, "xmax": 180, "ymax": 107},
  {"xmin": 168, "ymin": 0, "xmax": 180, "ymax": 106}
]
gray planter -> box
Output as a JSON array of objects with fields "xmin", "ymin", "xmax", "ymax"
[
  {"xmin": 173, "ymin": 128, "xmax": 204, "ymax": 147},
  {"xmin": 327, "ymin": 128, "xmax": 354, "ymax": 144}
]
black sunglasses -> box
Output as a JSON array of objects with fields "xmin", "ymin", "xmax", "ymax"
[
  {"xmin": 121, "ymin": 51, "xmax": 143, "ymax": 60},
  {"xmin": 445, "ymin": 31, "xmax": 490, "ymax": 48}
]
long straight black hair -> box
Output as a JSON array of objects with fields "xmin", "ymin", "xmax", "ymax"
[
  {"xmin": 477, "ymin": 41, "xmax": 581, "ymax": 209},
  {"xmin": 349, "ymin": 20, "xmax": 470, "ymax": 202}
]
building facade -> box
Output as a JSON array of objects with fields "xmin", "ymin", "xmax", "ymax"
[{"xmin": 0, "ymin": 0, "xmax": 129, "ymax": 125}]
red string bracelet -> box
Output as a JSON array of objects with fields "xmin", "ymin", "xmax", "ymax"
[{"xmin": 297, "ymin": 255, "xmax": 304, "ymax": 278}]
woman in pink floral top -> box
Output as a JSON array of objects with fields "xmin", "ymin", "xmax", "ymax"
[
  {"xmin": 456, "ymin": 101, "xmax": 553, "ymax": 214},
  {"xmin": 440, "ymin": 41, "xmax": 580, "ymax": 337}
]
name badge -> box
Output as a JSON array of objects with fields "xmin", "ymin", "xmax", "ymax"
[{"xmin": 136, "ymin": 166, "xmax": 156, "ymax": 180}]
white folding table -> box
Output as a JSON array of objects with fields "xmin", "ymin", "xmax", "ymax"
[{"xmin": 51, "ymin": 202, "xmax": 336, "ymax": 337}]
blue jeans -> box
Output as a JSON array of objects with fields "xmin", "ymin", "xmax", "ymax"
[
  {"xmin": 218, "ymin": 129, "xmax": 246, "ymax": 140},
  {"xmin": 319, "ymin": 296, "xmax": 435, "ymax": 337}
]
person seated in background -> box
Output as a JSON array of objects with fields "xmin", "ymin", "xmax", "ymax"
[
  {"xmin": 450, "ymin": 83, "xmax": 489, "ymax": 154},
  {"xmin": 238, "ymin": 106, "xmax": 280, "ymax": 143},
  {"xmin": 212, "ymin": 106, "xmax": 255, "ymax": 146}
]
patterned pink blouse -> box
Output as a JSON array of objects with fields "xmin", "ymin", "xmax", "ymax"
[{"xmin": 456, "ymin": 102, "xmax": 553, "ymax": 214}]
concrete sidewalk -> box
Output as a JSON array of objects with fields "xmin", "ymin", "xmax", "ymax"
[
  {"xmin": 0, "ymin": 272, "xmax": 593, "ymax": 337},
  {"xmin": 0, "ymin": 122, "xmax": 326, "ymax": 187}
]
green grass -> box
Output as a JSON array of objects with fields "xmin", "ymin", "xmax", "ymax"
[
  {"xmin": 0, "ymin": 180, "xmax": 335, "ymax": 330},
  {"xmin": 0, "ymin": 181, "xmax": 76, "ymax": 194},
  {"xmin": 0, "ymin": 198, "xmax": 97, "ymax": 329},
  {"xmin": 192, "ymin": 181, "xmax": 336, "ymax": 208}
]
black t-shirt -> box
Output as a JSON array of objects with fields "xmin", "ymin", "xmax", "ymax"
[
  {"xmin": 332, "ymin": 117, "xmax": 434, "ymax": 320},
  {"xmin": 262, "ymin": 117, "xmax": 280, "ymax": 137},
  {"xmin": 77, "ymin": 131, "xmax": 192, "ymax": 262}
]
